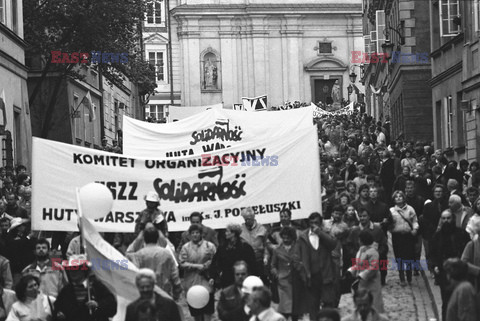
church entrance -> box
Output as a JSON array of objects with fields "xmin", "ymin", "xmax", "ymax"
[{"xmin": 314, "ymin": 79, "xmax": 335, "ymax": 105}]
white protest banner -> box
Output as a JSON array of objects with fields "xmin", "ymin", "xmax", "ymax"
[
  {"xmin": 123, "ymin": 105, "xmax": 314, "ymax": 158},
  {"xmin": 32, "ymin": 126, "xmax": 321, "ymax": 232},
  {"xmin": 167, "ymin": 103, "xmax": 223, "ymax": 122}
]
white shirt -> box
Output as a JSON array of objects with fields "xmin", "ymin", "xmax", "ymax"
[{"xmin": 308, "ymin": 229, "xmax": 319, "ymax": 250}]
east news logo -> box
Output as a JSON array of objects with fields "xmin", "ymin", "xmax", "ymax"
[{"xmin": 51, "ymin": 51, "xmax": 128, "ymax": 64}]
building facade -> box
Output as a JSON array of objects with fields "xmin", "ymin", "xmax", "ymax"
[
  {"xmin": 362, "ymin": 0, "xmax": 432, "ymax": 142},
  {"xmin": 143, "ymin": 0, "xmax": 182, "ymax": 122},
  {"xmin": 170, "ymin": 0, "xmax": 364, "ymax": 108},
  {"xmin": 429, "ymin": 0, "xmax": 480, "ymax": 162},
  {"xmin": 0, "ymin": 0, "xmax": 32, "ymax": 170},
  {"xmin": 28, "ymin": 66, "xmax": 141, "ymax": 151}
]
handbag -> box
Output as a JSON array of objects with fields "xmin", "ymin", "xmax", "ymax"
[{"xmin": 340, "ymin": 271, "xmax": 355, "ymax": 294}]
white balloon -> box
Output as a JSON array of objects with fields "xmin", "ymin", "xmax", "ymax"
[
  {"xmin": 79, "ymin": 183, "xmax": 114, "ymax": 220},
  {"xmin": 241, "ymin": 276, "xmax": 264, "ymax": 294},
  {"xmin": 186, "ymin": 285, "xmax": 209, "ymax": 309}
]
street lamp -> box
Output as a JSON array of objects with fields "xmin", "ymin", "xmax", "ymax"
[
  {"xmin": 349, "ymin": 71, "xmax": 357, "ymax": 83},
  {"xmin": 383, "ymin": 21, "xmax": 405, "ymax": 45},
  {"xmin": 381, "ymin": 39, "xmax": 394, "ymax": 60},
  {"xmin": 347, "ymin": 84, "xmax": 353, "ymax": 95}
]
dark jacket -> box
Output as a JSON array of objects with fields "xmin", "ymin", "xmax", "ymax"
[
  {"xmin": 297, "ymin": 229, "xmax": 336, "ymax": 283},
  {"xmin": 379, "ymin": 158, "xmax": 395, "ymax": 197},
  {"xmin": 340, "ymin": 165, "xmax": 357, "ymax": 182},
  {"xmin": 366, "ymin": 200, "xmax": 392, "ymax": 232},
  {"xmin": 125, "ymin": 293, "xmax": 181, "ymax": 321},
  {"xmin": 420, "ymin": 198, "xmax": 448, "ymax": 240},
  {"xmin": 346, "ymin": 224, "xmax": 388, "ymax": 263},
  {"xmin": 209, "ymin": 239, "xmax": 257, "ymax": 289},
  {"xmin": 54, "ymin": 277, "xmax": 117, "ymax": 321},
  {"xmin": 430, "ymin": 226, "xmax": 470, "ymax": 271},
  {"xmin": 217, "ymin": 284, "xmax": 249, "ymax": 321}
]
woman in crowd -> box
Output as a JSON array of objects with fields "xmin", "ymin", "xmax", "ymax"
[
  {"xmin": 401, "ymin": 149, "xmax": 417, "ymax": 172},
  {"xmin": 336, "ymin": 192, "xmax": 351, "ymax": 213},
  {"xmin": 352, "ymin": 165, "xmax": 367, "ymax": 191},
  {"xmin": 270, "ymin": 226, "xmax": 307, "ymax": 321},
  {"xmin": 345, "ymin": 181, "xmax": 358, "ymax": 201},
  {"xmin": 7, "ymin": 274, "xmax": 53, "ymax": 321},
  {"xmin": 469, "ymin": 161, "xmax": 480, "ymax": 188},
  {"xmin": 209, "ymin": 223, "xmax": 256, "ymax": 289},
  {"xmin": 179, "ymin": 224, "xmax": 217, "ymax": 321},
  {"xmin": 349, "ymin": 229, "xmax": 384, "ymax": 314},
  {"xmin": 344, "ymin": 205, "xmax": 359, "ymax": 228},
  {"xmin": 390, "ymin": 190, "xmax": 419, "ymax": 286},
  {"xmin": 461, "ymin": 215, "xmax": 480, "ymax": 291}
]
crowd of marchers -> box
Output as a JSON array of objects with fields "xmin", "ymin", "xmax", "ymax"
[{"xmin": 0, "ymin": 110, "xmax": 480, "ymax": 320}]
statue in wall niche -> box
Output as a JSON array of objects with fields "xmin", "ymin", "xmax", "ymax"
[
  {"xmin": 332, "ymin": 80, "xmax": 341, "ymax": 104},
  {"xmin": 203, "ymin": 58, "xmax": 217, "ymax": 89}
]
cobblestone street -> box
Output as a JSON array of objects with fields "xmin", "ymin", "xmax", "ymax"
[{"xmin": 179, "ymin": 237, "xmax": 440, "ymax": 321}]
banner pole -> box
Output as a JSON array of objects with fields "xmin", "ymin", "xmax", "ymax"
[{"xmin": 75, "ymin": 188, "xmax": 93, "ymax": 315}]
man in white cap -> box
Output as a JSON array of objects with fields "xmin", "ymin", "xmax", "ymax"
[{"xmin": 135, "ymin": 191, "xmax": 167, "ymax": 236}]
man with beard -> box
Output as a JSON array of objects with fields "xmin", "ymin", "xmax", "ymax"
[
  {"xmin": 430, "ymin": 210, "xmax": 470, "ymax": 321},
  {"xmin": 22, "ymin": 238, "xmax": 67, "ymax": 298},
  {"xmin": 421, "ymin": 184, "xmax": 448, "ymax": 273}
]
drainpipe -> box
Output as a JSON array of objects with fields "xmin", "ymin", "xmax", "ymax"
[
  {"xmin": 167, "ymin": 0, "xmax": 174, "ymax": 106},
  {"xmin": 99, "ymin": 70, "xmax": 105, "ymax": 140}
]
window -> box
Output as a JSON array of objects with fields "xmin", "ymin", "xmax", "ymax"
[
  {"xmin": 440, "ymin": 0, "xmax": 460, "ymax": 37},
  {"xmin": 146, "ymin": 0, "xmax": 162, "ymax": 24},
  {"xmin": 363, "ymin": 35, "xmax": 371, "ymax": 56},
  {"xmin": 456, "ymin": 91, "xmax": 465, "ymax": 147},
  {"xmin": 376, "ymin": 11, "xmax": 386, "ymax": 51},
  {"xmin": 0, "ymin": 0, "xmax": 4, "ymax": 24},
  {"xmin": 475, "ymin": 0, "xmax": 480, "ymax": 32},
  {"xmin": 11, "ymin": 0, "xmax": 17, "ymax": 33},
  {"xmin": 445, "ymin": 96, "xmax": 453, "ymax": 147},
  {"xmin": 146, "ymin": 105, "xmax": 165, "ymax": 121},
  {"xmin": 369, "ymin": 31, "xmax": 377, "ymax": 53},
  {"xmin": 318, "ymin": 42, "xmax": 332, "ymax": 54},
  {"xmin": 114, "ymin": 100, "xmax": 119, "ymax": 133},
  {"xmin": 148, "ymin": 52, "xmax": 165, "ymax": 82}
]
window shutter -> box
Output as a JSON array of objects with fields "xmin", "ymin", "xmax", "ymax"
[
  {"xmin": 376, "ymin": 10, "xmax": 386, "ymax": 51},
  {"xmin": 370, "ymin": 31, "xmax": 377, "ymax": 53}
]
